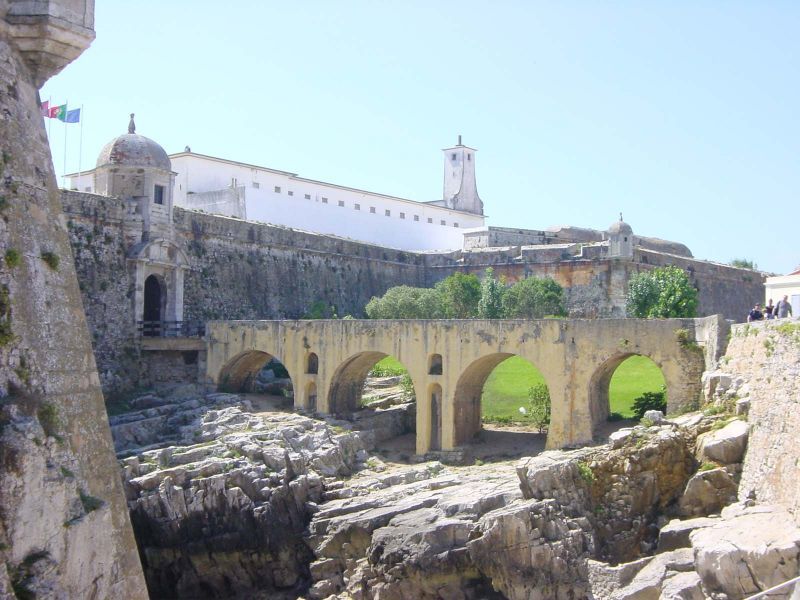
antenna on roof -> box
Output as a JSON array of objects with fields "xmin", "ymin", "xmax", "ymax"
[{"xmin": 128, "ymin": 113, "xmax": 136, "ymax": 134}]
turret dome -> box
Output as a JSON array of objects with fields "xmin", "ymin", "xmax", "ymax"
[
  {"xmin": 607, "ymin": 214, "xmax": 632, "ymax": 236},
  {"xmin": 96, "ymin": 114, "xmax": 171, "ymax": 171}
]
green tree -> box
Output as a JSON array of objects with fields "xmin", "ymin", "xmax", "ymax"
[
  {"xmin": 502, "ymin": 276, "xmax": 566, "ymax": 319},
  {"xmin": 435, "ymin": 272, "xmax": 481, "ymax": 318},
  {"xmin": 527, "ymin": 383, "xmax": 551, "ymax": 433},
  {"xmin": 478, "ymin": 268, "xmax": 506, "ymax": 318},
  {"xmin": 729, "ymin": 258, "xmax": 757, "ymax": 270},
  {"xmin": 365, "ymin": 285, "xmax": 445, "ymax": 319},
  {"xmin": 626, "ymin": 266, "xmax": 698, "ymax": 318}
]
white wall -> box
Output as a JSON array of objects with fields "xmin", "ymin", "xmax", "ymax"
[
  {"xmin": 765, "ymin": 274, "xmax": 800, "ymax": 317},
  {"xmin": 169, "ymin": 153, "xmax": 484, "ymax": 251}
]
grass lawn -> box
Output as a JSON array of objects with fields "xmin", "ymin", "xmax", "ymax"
[{"xmin": 372, "ymin": 354, "xmax": 664, "ymax": 421}]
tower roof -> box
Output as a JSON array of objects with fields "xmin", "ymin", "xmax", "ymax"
[
  {"xmin": 607, "ymin": 213, "xmax": 633, "ymax": 235},
  {"xmin": 96, "ymin": 114, "xmax": 171, "ymax": 171}
]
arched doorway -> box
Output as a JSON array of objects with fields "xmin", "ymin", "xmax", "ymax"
[
  {"xmin": 589, "ymin": 354, "xmax": 666, "ymax": 430},
  {"xmin": 143, "ymin": 274, "xmax": 166, "ymax": 336}
]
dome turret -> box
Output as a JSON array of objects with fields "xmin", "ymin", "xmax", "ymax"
[
  {"xmin": 607, "ymin": 213, "xmax": 634, "ymax": 258},
  {"xmin": 96, "ymin": 114, "xmax": 171, "ymax": 171}
]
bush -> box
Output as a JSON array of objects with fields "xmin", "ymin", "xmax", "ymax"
[
  {"xmin": 503, "ymin": 277, "xmax": 566, "ymax": 319},
  {"xmin": 527, "ymin": 383, "xmax": 551, "ymax": 433},
  {"xmin": 631, "ymin": 388, "xmax": 667, "ymax": 419},
  {"xmin": 4, "ymin": 248, "xmax": 21, "ymax": 268},
  {"xmin": 40, "ymin": 251, "xmax": 59, "ymax": 271},
  {"xmin": 626, "ymin": 266, "xmax": 698, "ymax": 318}
]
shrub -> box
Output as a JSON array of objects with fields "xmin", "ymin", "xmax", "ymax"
[
  {"xmin": 503, "ymin": 277, "xmax": 567, "ymax": 319},
  {"xmin": 4, "ymin": 248, "xmax": 20, "ymax": 268},
  {"xmin": 40, "ymin": 251, "xmax": 59, "ymax": 271},
  {"xmin": 577, "ymin": 461, "xmax": 595, "ymax": 484},
  {"xmin": 631, "ymin": 388, "xmax": 667, "ymax": 419},
  {"xmin": 626, "ymin": 266, "xmax": 697, "ymax": 318},
  {"xmin": 527, "ymin": 383, "xmax": 551, "ymax": 433}
]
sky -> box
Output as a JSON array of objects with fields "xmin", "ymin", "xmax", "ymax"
[{"xmin": 41, "ymin": 1, "xmax": 799, "ymax": 274}]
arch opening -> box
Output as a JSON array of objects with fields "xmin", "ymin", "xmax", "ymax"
[
  {"xmin": 428, "ymin": 354, "xmax": 443, "ymax": 375},
  {"xmin": 307, "ymin": 352, "xmax": 319, "ymax": 374},
  {"xmin": 306, "ymin": 381, "xmax": 318, "ymax": 412},
  {"xmin": 589, "ymin": 354, "xmax": 666, "ymax": 432},
  {"xmin": 143, "ymin": 274, "xmax": 166, "ymax": 336},
  {"xmin": 429, "ymin": 383, "xmax": 442, "ymax": 451},
  {"xmin": 217, "ymin": 350, "xmax": 294, "ymax": 407},
  {"xmin": 453, "ymin": 354, "xmax": 551, "ymax": 456},
  {"xmin": 328, "ymin": 353, "xmax": 417, "ymax": 450}
]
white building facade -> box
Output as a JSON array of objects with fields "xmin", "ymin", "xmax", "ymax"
[{"xmin": 68, "ymin": 137, "xmax": 486, "ymax": 251}]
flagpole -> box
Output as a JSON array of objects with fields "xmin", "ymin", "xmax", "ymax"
[
  {"xmin": 47, "ymin": 95, "xmax": 52, "ymax": 140},
  {"xmin": 62, "ymin": 101, "xmax": 68, "ymax": 189},
  {"xmin": 77, "ymin": 104, "xmax": 84, "ymax": 185}
]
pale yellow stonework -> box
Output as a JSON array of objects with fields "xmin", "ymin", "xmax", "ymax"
[{"xmin": 206, "ymin": 317, "xmax": 724, "ymax": 454}]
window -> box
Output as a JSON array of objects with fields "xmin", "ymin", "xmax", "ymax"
[
  {"xmin": 322, "ymin": 197, "xmax": 328, "ymax": 204},
  {"xmin": 304, "ymin": 193, "xmax": 311, "ymax": 200},
  {"xmin": 154, "ymin": 184, "xmax": 165, "ymax": 205},
  {"xmin": 467, "ymin": 154, "xmax": 471, "ymax": 161},
  {"xmin": 288, "ymin": 190, "xmax": 294, "ymax": 196},
  {"xmin": 451, "ymin": 153, "xmax": 456, "ymax": 160},
  {"xmin": 385, "ymin": 209, "xmax": 391, "ymax": 217},
  {"xmin": 370, "ymin": 206, "xmax": 376, "ymax": 213},
  {"xmin": 354, "ymin": 203, "xmax": 361, "ymax": 210},
  {"xmin": 440, "ymin": 220, "xmax": 446, "ymax": 226},
  {"xmin": 274, "ymin": 186, "xmax": 281, "ymax": 193},
  {"xmin": 414, "ymin": 215, "xmax": 419, "ymax": 221},
  {"xmin": 252, "ymin": 182, "xmax": 260, "ymax": 189},
  {"xmin": 453, "ymin": 223, "xmax": 459, "ymax": 228},
  {"xmin": 400, "ymin": 212, "xmax": 405, "ymax": 219},
  {"xmin": 427, "ymin": 217, "xmax": 433, "ymax": 223},
  {"xmin": 338, "ymin": 200, "xmax": 345, "ymax": 207}
]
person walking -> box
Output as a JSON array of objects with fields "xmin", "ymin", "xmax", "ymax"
[{"xmin": 775, "ymin": 295, "xmax": 794, "ymax": 319}]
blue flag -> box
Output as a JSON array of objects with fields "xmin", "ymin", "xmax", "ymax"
[{"xmin": 64, "ymin": 108, "xmax": 80, "ymax": 123}]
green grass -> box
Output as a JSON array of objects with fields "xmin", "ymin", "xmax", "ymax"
[
  {"xmin": 372, "ymin": 354, "xmax": 664, "ymax": 421},
  {"xmin": 481, "ymin": 356, "xmax": 546, "ymax": 419},
  {"xmin": 480, "ymin": 355, "xmax": 664, "ymax": 421},
  {"xmin": 370, "ymin": 356, "xmax": 407, "ymax": 376}
]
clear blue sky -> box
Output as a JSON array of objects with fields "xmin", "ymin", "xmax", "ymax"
[{"xmin": 42, "ymin": 1, "xmax": 799, "ymax": 274}]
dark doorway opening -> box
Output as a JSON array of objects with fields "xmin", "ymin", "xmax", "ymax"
[{"xmin": 143, "ymin": 275, "xmax": 164, "ymax": 336}]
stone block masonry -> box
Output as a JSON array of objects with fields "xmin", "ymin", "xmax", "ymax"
[{"xmin": 0, "ymin": 5, "xmax": 147, "ymax": 598}]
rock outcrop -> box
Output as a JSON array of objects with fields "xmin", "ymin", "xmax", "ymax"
[{"xmin": 119, "ymin": 393, "xmax": 369, "ymax": 598}]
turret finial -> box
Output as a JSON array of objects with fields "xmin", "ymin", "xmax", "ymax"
[
  {"xmin": 619, "ymin": 212, "xmax": 623, "ymax": 222},
  {"xmin": 458, "ymin": 134, "xmax": 462, "ymax": 146},
  {"xmin": 128, "ymin": 113, "xmax": 136, "ymax": 134}
]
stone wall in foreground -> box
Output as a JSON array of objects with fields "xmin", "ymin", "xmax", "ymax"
[
  {"xmin": 723, "ymin": 320, "xmax": 800, "ymax": 523},
  {"xmin": 0, "ymin": 8, "xmax": 147, "ymax": 598}
]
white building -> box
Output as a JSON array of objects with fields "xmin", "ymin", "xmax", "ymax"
[
  {"xmin": 68, "ymin": 132, "xmax": 486, "ymax": 251},
  {"xmin": 765, "ymin": 267, "xmax": 800, "ymax": 317}
]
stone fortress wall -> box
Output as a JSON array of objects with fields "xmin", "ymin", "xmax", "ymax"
[
  {"xmin": 0, "ymin": 3, "xmax": 147, "ymax": 597},
  {"xmin": 61, "ymin": 185, "xmax": 764, "ymax": 397}
]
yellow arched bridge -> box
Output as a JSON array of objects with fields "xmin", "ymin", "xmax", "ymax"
[{"xmin": 204, "ymin": 316, "xmax": 727, "ymax": 455}]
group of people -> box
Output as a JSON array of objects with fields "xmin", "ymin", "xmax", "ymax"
[{"xmin": 748, "ymin": 295, "xmax": 794, "ymax": 322}]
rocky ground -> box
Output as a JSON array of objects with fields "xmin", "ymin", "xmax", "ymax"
[{"xmin": 108, "ymin": 375, "xmax": 800, "ymax": 599}]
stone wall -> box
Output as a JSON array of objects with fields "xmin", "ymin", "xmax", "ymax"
[
  {"xmin": 0, "ymin": 9, "xmax": 146, "ymax": 598},
  {"xmin": 425, "ymin": 247, "xmax": 764, "ymax": 319},
  {"xmin": 724, "ymin": 320, "xmax": 800, "ymax": 523}
]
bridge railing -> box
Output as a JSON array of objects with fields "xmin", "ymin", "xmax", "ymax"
[{"xmin": 136, "ymin": 320, "xmax": 205, "ymax": 338}]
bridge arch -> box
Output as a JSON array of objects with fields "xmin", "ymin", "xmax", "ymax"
[
  {"xmin": 452, "ymin": 352, "xmax": 552, "ymax": 447},
  {"xmin": 588, "ymin": 352, "xmax": 667, "ymax": 429},
  {"xmin": 327, "ymin": 351, "xmax": 420, "ymax": 415},
  {"xmin": 217, "ymin": 349, "xmax": 293, "ymax": 393}
]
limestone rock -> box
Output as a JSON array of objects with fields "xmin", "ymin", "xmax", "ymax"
[
  {"xmin": 691, "ymin": 504, "xmax": 800, "ymax": 599},
  {"xmin": 678, "ymin": 468, "xmax": 738, "ymax": 517},
  {"xmin": 697, "ymin": 419, "xmax": 749, "ymax": 465},
  {"xmin": 657, "ymin": 517, "xmax": 718, "ymax": 552}
]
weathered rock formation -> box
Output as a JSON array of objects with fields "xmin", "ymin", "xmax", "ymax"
[{"xmin": 0, "ymin": 3, "xmax": 146, "ymax": 597}]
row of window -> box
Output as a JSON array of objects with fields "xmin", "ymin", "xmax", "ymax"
[{"xmin": 266, "ymin": 183, "xmax": 459, "ymax": 227}]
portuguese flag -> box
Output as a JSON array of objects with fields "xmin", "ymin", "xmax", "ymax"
[{"xmin": 49, "ymin": 104, "xmax": 67, "ymax": 120}]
